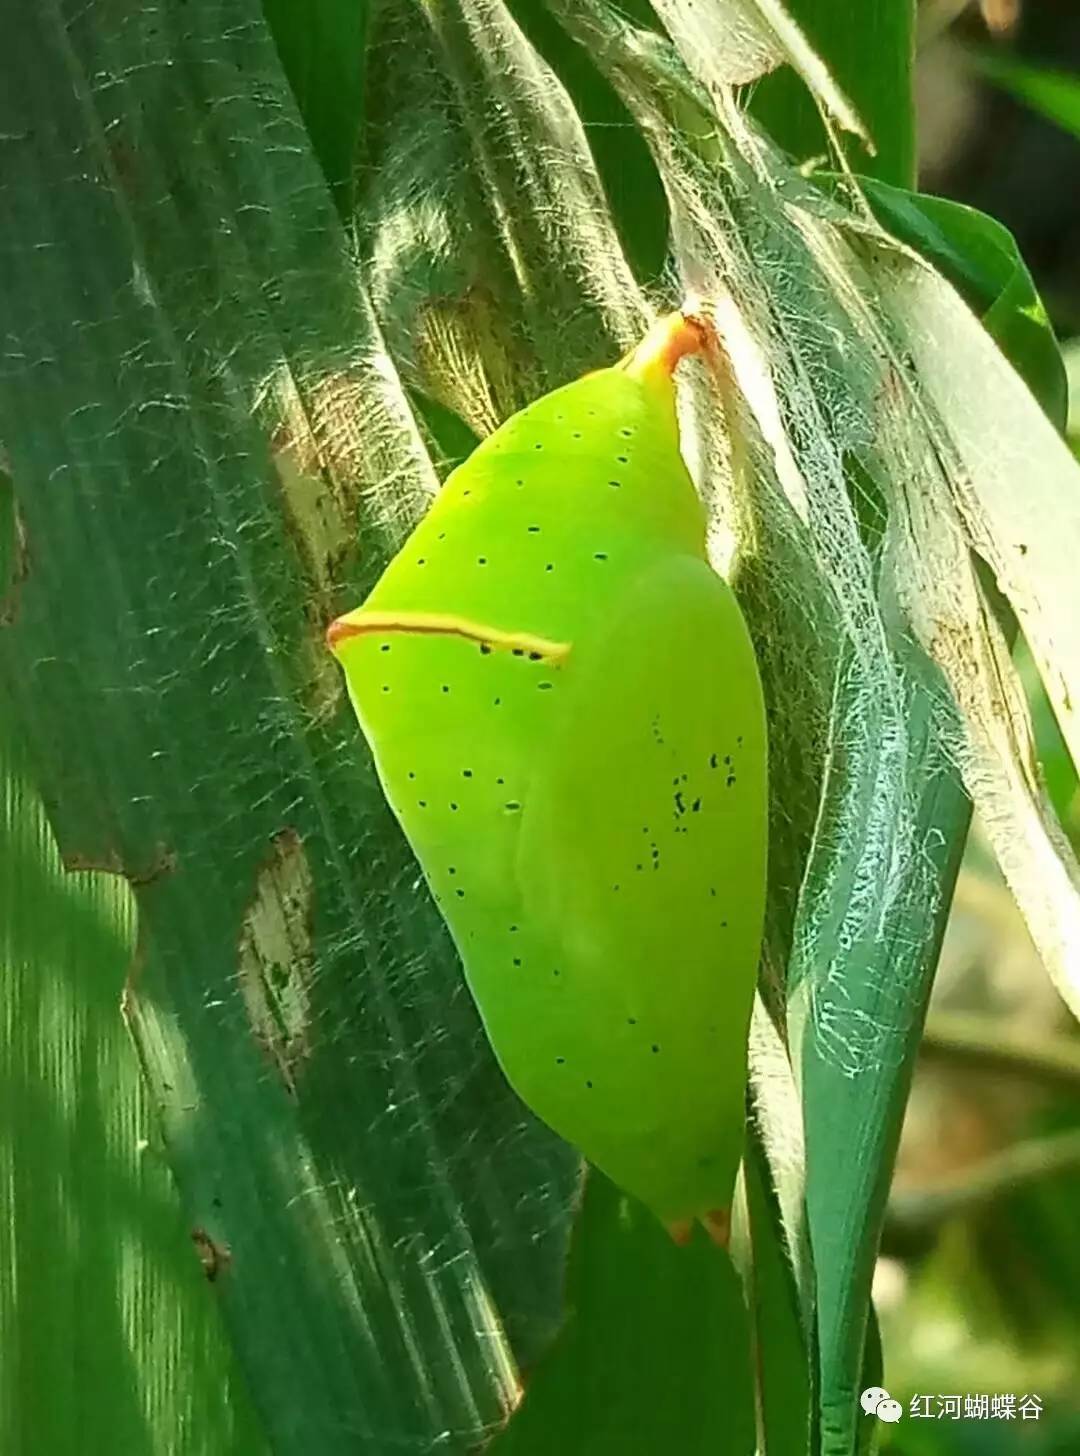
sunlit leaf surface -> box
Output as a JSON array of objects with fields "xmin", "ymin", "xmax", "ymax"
[{"xmin": 0, "ymin": 716, "xmax": 266, "ymax": 1454}]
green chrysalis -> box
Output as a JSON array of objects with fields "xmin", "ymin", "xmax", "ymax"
[{"xmin": 329, "ymin": 314, "xmax": 767, "ymax": 1245}]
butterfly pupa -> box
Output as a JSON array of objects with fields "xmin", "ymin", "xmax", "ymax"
[{"xmin": 329, "ymin": 313, "xmax": 767, "ymax": 1243}]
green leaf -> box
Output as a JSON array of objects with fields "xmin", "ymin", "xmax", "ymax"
[
  {"xmin": 504, "ymin": 0, "xmax": 669, "ymax": 283},
  {"xmin": 0, "ymin": 716, "xmax": 266, "ymax": 1454},
  {"xmin": 0, "ymin": 465, "xmax": 20, "ymax": 622},
  {"xmin": 488, "ymin": 1173, "xmax": 756, "ymax": 1456},
  {"xmin": 743, "ymin": 1132, "xmax": 814, "ymax": 1456},
  {"xmin": 262, "ymin": 0, "xmax": 371, "ymax": 214},
  {"xmin": 748, "ymin": 0, "xmax": 917, "ymax": 186},
  {"xmin": 0, "ymin": 7, "xmax": 578, "ymax": 1451},
  {"xmin": 1020, "ymin": 637, "xmax": 1080, "ymax": 839},
  {"xmin": 851, "ymin": 177, "xmax": 1068, "ymax": 430},
  {"xmin": 973, "ymin": 51, "xmax": 1080, "ymax": 143},
  {"xmin": 1067, "ymin": 339, "xmax": 1080, "ymax": 446}
]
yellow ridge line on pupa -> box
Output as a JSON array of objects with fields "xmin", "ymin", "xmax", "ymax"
[{"xmin": 326, "ymin": 610, "xmax": 571, "ymax": 665}]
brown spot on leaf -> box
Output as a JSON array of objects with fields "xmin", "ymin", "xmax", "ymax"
[
  {"xmin": 237, "ymin": 828, "xmax": 314, "ymax": 1095},
  {"xmin": 191, "ymin": 1226, "xmax": 232, "ymax": 1282}
]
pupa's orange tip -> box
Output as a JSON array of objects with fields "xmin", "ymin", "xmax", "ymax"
[
  {"xmin": 666, "ymin": 1218, "xmax": 694, "ymax": 1247},
  {"xmin": 665, "ymin": 1208, "xmax": 731, "ymax": 1249},
  {"xmin": 621, "ymin": 310, "xmax": 713, "ymax": 385}
]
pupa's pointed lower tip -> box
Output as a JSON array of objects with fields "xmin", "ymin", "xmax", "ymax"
[
  {"xmin": 666, "ymin": 1218, "xmax": 694, "ymax": 1247},
  {"xmin": 665, "ymin": 1207, "xmax": 731, "ymax": 1249},
  {"xmin": 703, "ymin": 1208, "xmax": 731, "ymax": 1249}
]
